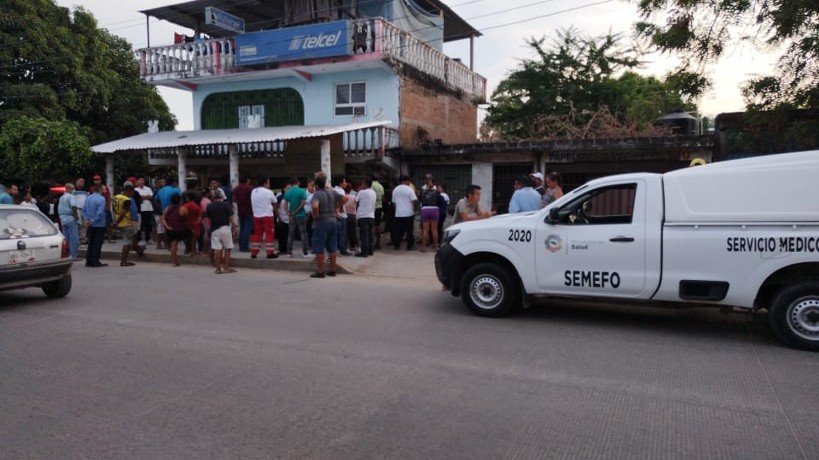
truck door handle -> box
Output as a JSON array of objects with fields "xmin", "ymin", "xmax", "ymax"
[{"xmin": 609, "ymin": 236, "xmax": 635, "ymax": 243}]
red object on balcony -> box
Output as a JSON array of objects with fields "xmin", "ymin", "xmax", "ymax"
[{"xmin": 174, "ymin": 33, "xmax": 186, "ymax": 44}]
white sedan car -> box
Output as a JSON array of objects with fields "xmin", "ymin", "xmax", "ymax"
[{"xmin": 0, "ymin": 204, "xmax": 73, "ymax": 298}]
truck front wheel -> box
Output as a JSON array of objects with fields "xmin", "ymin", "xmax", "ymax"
[
  {"xmin": 768, "ymin": 282, "xmax": 819, "ymax": 351},
  {"xmin": 461, "ymin": 262, "xmax": 520, "ymax": 317}
]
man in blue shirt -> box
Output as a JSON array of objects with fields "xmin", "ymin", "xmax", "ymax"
[
  {"xmin": 58, "ymin": 183, "xmax": 80, "ymax": 260},
  {"xmin": 0, "ymin": 183, "xmax": 18, "ymax": 204},
  {"xmin": 155, "ymin": 179, "xmax": 181, "ymax": 213},
  {"xmin": 509, "ymin": 176, "xmax": 542, "ymax": 214},
  {"xmin": 83, "ymin": 186, "xmax": 108, "ymax": 267}
]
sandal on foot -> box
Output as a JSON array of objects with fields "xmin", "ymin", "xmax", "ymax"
[
  {"xmin": 120, "ymin": 261, "xmax": 135, "ymax": 267},
  {"xmin": 310, "ymin": 272, "xmax": 325, "ymax": 278},
  {"xmin": 215, "ymin": 269, "xmax": 223, "ymax": 274}
]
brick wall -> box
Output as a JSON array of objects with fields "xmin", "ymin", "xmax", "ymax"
[{"xmin": 399, "ymin": 77, "xmax": 478, "ymax": 148}]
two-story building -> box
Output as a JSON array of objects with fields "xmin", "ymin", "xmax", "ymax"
[{"xmin": 93, "ymin": 0, "xmax": 487, "ymax": 193}]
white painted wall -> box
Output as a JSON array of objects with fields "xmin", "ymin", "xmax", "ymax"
[{"xmin": 471, "ymin": 161, "xmax": 493, "ymax": 212}]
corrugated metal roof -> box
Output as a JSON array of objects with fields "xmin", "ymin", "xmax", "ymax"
[{"xmin": 91, "ymin": 121, "xmax": 392, "ymax": 154}]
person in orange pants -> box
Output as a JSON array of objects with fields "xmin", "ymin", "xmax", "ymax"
[{"xmin": 249, "ymin": 177, "xmax": 279, "ymax": 259}]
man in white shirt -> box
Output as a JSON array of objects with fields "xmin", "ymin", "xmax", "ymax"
[
  {"xmin": 355, "ymin": 178, "xmax": 377, "ymax": 257},
  {"xmin": 250, "ymin": 177, "xmax": 278, "ymax": 259},
  {"xmin": 135, "ymin": 177, "xmax": 155, "ymax": 244},
  {"xmin": 391, "ymin": 175, "xmax": 418, "ymax": 251}
]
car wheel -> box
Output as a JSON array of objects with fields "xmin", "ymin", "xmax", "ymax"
[
  {"xmin": 42, "ymin": 275, "xmax": 72, "ymax": 299},
  {"xmin": 460, "ymin": 262, "xmax": 520, "ymax": 317},
  {"xmin": 768, "ymin": 282, "xmax": 819, "ymax": 351}
]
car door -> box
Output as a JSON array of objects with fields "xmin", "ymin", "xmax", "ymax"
[{"xmin": 536, "ymin": 180, "xmax": 647, "ymax": 298}]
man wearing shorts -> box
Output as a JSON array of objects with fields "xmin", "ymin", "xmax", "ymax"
[
  {"xmin": 250, "ymin": 177, "xmax": 279, "ymax": 259},
  {"xmin": 113, "ymin": 181, "xmax": 144, "ymax": 267},
  {"xmin": 206, "ymin": 189, "xmax": 237, "ymax": 274},
  {"xmin": 310, "ymin": 173, "xmax": 348, "ymax": 278}
]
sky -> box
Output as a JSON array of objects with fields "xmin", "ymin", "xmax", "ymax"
[{"xmin": 56, "ymin": 0, "xmax": 778, "ymax": 131}]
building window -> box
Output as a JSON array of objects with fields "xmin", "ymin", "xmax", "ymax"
[
  {"xmin": 335, "ymin": 82, "xmax": 366, "ymax": 116},
  {"xmin": 238, "ymin": 105, "xmax": 265, "ymax": 129}
]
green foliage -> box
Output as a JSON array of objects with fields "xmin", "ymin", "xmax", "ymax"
[
  {"xmin": 0, "ymin": 0, "xmax": 176, "ymax": 181},
  {"xmin": 0, "ymin": 117, "xmax": 92, "ymax": 183},
  {"xmin": 484, "ymin": 29, "xmax": 695, "ymax": 139},
  {"xmin": 634, "ymin": 0, "xmax": 819, "ymax": 109}
]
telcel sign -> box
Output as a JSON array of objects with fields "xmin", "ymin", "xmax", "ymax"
[
  {"xmin": 205, "ymin": 7, "xmax": 244, "ymax": 34},
  {"xmin": 236, "ymin": 20, "xmax": 350, "ymax": 65}
]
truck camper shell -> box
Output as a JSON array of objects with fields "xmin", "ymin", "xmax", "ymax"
[{"xmin": 663, "ymin": 150, "xmax": 819, "ymax": 223}]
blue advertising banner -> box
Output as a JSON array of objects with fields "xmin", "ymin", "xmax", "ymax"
[{"xmin": 236, "ymin": 20, "xmax": 351, "ymax": 66}]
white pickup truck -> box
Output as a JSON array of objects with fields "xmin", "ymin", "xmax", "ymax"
[{"xmin": 435, "ymin": 150, "xmax": 819, "ymax": 350}]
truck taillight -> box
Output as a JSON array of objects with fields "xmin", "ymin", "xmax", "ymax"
[{"xmin": 61, "ymin": 238, "xmax": 70, "ymax": 258}]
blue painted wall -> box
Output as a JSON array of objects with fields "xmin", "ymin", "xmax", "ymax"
[{"xmin": 192, "ymin": 68, "xmax": 400, "ymax": 130}]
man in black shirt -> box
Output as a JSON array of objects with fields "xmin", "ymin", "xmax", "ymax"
[{"xmin": 205, "ymin": 189, "xmax": 238, "ymax": 274}]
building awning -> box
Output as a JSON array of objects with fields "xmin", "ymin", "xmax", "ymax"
[
  {"xmin": 91, "ymin": 121, "xmax": 392, "ymax": 154},
  {"xmin": 140, "ymin": 0, "xmax": 480, "ymax": 42}
]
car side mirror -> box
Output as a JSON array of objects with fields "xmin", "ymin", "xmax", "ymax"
[{"xmin": 547, "ymin": 207, "xmax": 560, "ymax": 225}]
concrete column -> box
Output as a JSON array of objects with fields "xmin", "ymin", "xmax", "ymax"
[
  {"xmin": 177, "ymin": 150, "xmax": 187, "ymax": 190},
  {"xmin": 228, "ymin": 145, "xmax": 239, "ymax": 187},
  {"xmin": 105, "ymin": 155, "xmax": 114, "ymax": 191},
  {"xmin": 320, "ymin": 139, "xmax": 331, "ymax": 186},
  {"xmin": 471, "ymin": 161, "xmax": 493, "ymax": 212}
]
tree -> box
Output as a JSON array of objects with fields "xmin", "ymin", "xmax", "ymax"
[
  {"xmin": 0, "ymin": 117, "xmax": 92, "ymax": 183},
  {"xmin": 634, "ymin": 1, "xmax": 819, "ymax": 110},
  {"xmin": 0, "ymin": 0, "xmax": 176, "ymax": 181},
  {"xmin": 484, "ymin": 29, "xmax": 696, "ymax": 139}
]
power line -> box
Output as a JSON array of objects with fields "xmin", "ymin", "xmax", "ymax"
[{"xmin": 481, "ymin": 0, "xmax": 614, "ymax": 31}]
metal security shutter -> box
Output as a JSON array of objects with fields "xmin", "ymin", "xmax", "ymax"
[
  {"xmin": 411, "ymin": 165, "xmax": 471, "ymax": 211},
  {"xmin": 201, "ymin": 88, "xmax": 304, "ymax": 129}
]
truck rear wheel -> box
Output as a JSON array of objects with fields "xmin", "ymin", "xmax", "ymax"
[
  {"xmin": 768, "ymin": 282, "xmax": 819, "ymax": 351},
  {"xmin": 42, "ymin": 275, "xmax": 71, "ymax": 299},
  {"xmin": 460, "ymin": 262, "xmax": 520, "ymax": 317}
]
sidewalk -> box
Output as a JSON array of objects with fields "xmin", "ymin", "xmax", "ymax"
[{"xmin": 79, "ymin": 240, "xmax": 440, "ymax": 281}]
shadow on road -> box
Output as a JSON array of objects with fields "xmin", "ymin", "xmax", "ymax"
[
  {"xmin": 0, "ymin": 289, "xmax": 61, "ymax": 312},
  {"xmin": 434, "ymin": 294, "xmax": 783, "ymax": 350}
]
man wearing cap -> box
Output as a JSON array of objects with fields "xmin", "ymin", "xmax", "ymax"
[
  {"xmin": 113, "ymin": 181, "xmax": 145, "ymax": 266},
  {"xmin": 135, "ymin": 178, "xmax": 155, "ymax": 245},
  {"xmin": 509, "ymin": 176, "xmax": 542, "ymax": 214},
  {"xmin": 530, "ymin": 172, "xmax": 549, "ymax": 209}
]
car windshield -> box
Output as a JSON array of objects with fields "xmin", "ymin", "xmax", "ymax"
[{"xmin": 0, "ymin": 209, "xmax": 58, "ymax": 240}]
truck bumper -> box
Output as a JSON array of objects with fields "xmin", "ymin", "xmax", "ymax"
[{"xmin": 435, "ymin": 243, "xmax": 465, "ymax": 294}]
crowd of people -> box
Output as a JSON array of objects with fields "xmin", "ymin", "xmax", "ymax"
[
  {"xmin": 0, "ymin": 168, "xmax": 565, "ymax": 276},
  {"xmin": 508, "ymin": 171, "xmax": 565, "ymax": 214}
]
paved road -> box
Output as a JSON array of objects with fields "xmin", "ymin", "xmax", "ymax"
[{"xmin": 1, "ymin": 263, "xmax": 817, "ymax": 459}]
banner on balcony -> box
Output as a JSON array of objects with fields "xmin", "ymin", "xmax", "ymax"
[{"xmin": 236, "ymin": 20, "xmax": 361, "ymax": 66}]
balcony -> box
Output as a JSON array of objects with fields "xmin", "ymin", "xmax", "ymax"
[{"xmin": 138, "ymin": 18, "xmax": 486, "ymax": 101}]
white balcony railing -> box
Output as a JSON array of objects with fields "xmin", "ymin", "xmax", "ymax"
[
  {"xmin": 140, "ymin": 38, "xmax": 236, "ymax": 80},
  {"xmin": 138, "ymin": 18, "xmax": 486, "ymax": 100}
]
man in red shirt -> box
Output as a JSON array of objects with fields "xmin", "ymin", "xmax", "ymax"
[{"xmin": 232, "ymin": 177, "xmax": 253, "ymax": 252}]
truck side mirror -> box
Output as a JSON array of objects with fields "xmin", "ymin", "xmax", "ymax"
[{"xmin": 547, "ymin": 207, "xmax": 560, "ymax": 224}]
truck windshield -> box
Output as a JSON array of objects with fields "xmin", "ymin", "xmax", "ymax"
[{"xmin": 0, "ymin": 209, "xmax": 59, "ymax": 239}]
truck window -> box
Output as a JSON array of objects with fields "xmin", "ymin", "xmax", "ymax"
[{"xmin": 556, "ymin": 184, "xmax": 637, "ymax": 225}]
